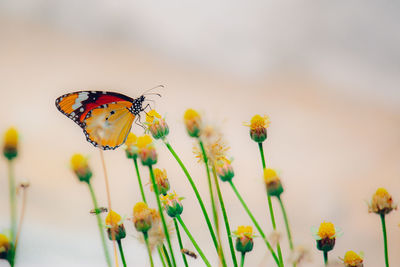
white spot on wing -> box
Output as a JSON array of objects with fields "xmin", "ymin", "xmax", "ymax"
[{"xmin": 72, "ymin": 92, "xmax": 89, "ymax": 110}]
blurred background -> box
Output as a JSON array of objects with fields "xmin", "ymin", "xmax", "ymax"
[{"xmin": 0, "ymin": 1, "xmax": 400, "ymax": 266}]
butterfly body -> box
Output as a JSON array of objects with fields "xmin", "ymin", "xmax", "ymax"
[{"xmin": 55, "ymin": 91, "xmax": 147, "ymax": 150}]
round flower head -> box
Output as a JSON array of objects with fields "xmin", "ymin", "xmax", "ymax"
[
  {"xmin": 0, "ymin": 234, "xmax": 10, "ymax": 260},
  {"xmin": 3, "ymin": 127, "xmax": 18, "ymax": 160},
  {"xmin": 136, "ymin": 135, "xmax": 157, "ymax": 166},
  {"xmin": 233, "ymin": 226, "xmax": 255, "ymax": 253},
  {"xmin": 161, "ymin": 192, "xmax": 184, "ymax": 218},
  {"xmin": 105, "ymin": 210, "xmax": 126, "ymax": 240},
  {"xmin": 146, "ymin": 110, "xmax": 169, "ymax": 140},
  {"xmin": 151, "ymin": 168, "xmax": 170, "ymax": 195},
  {"xmin": 183, "ymin": 109, "xmax": 202, "ymax": 138},
  {"xmin": 124, "ymin": 132, "xmax": 139, "ymax": 159},
  {"xmin": 341, "ymin": 251, "xmax": 364, "ymax": 267},
  {"xmin": 133, "ymin": 202, "xmax": 153, "ymax": 233},
  {"xmin": 312, "ymin": 221, "xmax": 341, "ymax": 252},
  {"xmin": 244, "ymin": 115, "xmax": 270, "ymax": 143},
  {"xmin": 263, "ymin": 168, "xmax": 284, "ymax": 197},
  {"xmin": 369, "ymin": 188, "xmax": 397, "ymax": 215},
  {"xmin": 70, "ymin": 154, "xmax": 92, "ymax": 183},
  {"xmin": 215, "ymin": 157, "xmax": 234, "ymax": 182}
]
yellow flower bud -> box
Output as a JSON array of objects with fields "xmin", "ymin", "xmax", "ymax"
[
  {"xmin": 244, "ymin": 115, "xmax": 270, "ymax": 143},
  {"xmin": 233, "ymin": 226, "xmax": 255, "ymax": 253},
  {"xmin": 125, "ymin": 133, "xmax": 139, "ymax": 159},
  {"xmin": 151, "ymin": 168, "xmax": 170, "ymax": 195},
  {"xmin": 183, "ymin": 109, "xmax": 202, "ymax": 138},
  {"xmin": 263, "ymin": 168, "xmax": 283, "ymax": 197},
  {"xmin": 3, "ymin": 127, "xmax": 18, "ymax": 160},
  {"xmin": 136, "ymin": 135, "xmax": 157, "ymax": 166},
  {"xmin": 369, "ymin": 188, "xmax": 397, "ymax": 215},
  {"xmin": 133, "ymin": 202, "xmax": 153, "ymax": 233},
  {"xmin": 343, "ymin": 251, "xmax": 363, "ymax": 267},
  {"xmin": 70, "ymin": 154, "xmax": 92, "ymax": 183},
  {"xmin": 146, "ymin": 110, "xmax": 169, "ymax": 140},
  {"xmin": 0, "ymin": 234, "xmax": 10, "ymax": 260},
  {"xmin": 105, "ymin": 210, "xmax": 125, "ymax": 240}
]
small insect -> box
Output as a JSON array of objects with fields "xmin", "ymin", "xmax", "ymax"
[
  {"xmin": 55, "ymin": 87, "xmax": 162, "ymax": 150},
  {"xmin": 181, "ymin": 248, "xmax": 197, "ymax": 259},
  {"xmin": 90, "ymin": 207, "xmax": 108, "ymax": 215}
]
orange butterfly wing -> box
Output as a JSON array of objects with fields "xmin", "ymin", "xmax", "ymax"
[{"xmin": 83, "ymin": 103, "xmax": 135, "ymax": 150}]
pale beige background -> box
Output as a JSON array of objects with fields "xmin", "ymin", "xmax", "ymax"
[{"xmin": 0, "ymin": 2, "xmax": 400, "ymax": 267}]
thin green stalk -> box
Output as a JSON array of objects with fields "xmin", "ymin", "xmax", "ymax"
[
  {"xmin": 87, "ymin": 182, "xmax": 112, "ymax": 267},
  {"xmin": 258, "ymin": 142, "xmax": 284, "ymax": 267},
  {"xmin": 149, "ymin": 165, "xmax": 177, "ymax": 267},
  {"xmin": 199, "ymin": 139, "xmax": 227, "ymax": 267},
  {"xmin": 278, "ymin": 196, "xmax": 296, "ymax": 267},
  {"xmin": 157, "ymin": 246, "xmax": 167, "ymax": 267},
  {"xmin": 323, "ymin": 251, "xmax": 328, "ymax": 266},
  {"xmin": 8, "ymin": 160, "xmax": 17, "ymax": 243},
  {"xmin": 163, "ymin": 141, "xmax": 219, "ymax": 252},
  {"xmin": 133, "ymin": 157, "xmax": 147, "ymax": 203},
  {"xmin": 117, "ymin": 239, "xmax": 127, "ymax": 267},
  {"xmin": 211, "ymin": 166, "xmax": 238, "ymax": 267},
  {"xmin": 144, "ymin": 232, "xmax": 154, "ymax": 267},
  {"xmin": 228, "ymin": 181, "xmax": 280, "ymax": 266},
  {"xmin": 380, "ymin": 214, "xmax": 389, "ymax": 267},
  {"xmin": 174, "ymin": 218, "xmax": 189, "ymax": 267},
  {"xmin": 199, "ymin": 140, "xmax": 219, "ymax": 231},
  {"xmin": 162, "ymin": 244, "xmax": 172, "ymax": 267},
  {"xmin": 240, "ymin": 253, "xmax": 246, "ymax": 267},
  {"xmin": 176, "ymin": 216, "xmax": 211, "ymax": 267}
]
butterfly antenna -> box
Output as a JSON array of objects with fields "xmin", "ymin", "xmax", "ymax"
[{"xmin": 140, "ymin": 84, "xmax": 164, "ymax": 95}]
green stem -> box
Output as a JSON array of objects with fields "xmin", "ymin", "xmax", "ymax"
[
  {"xmin": 143, "ymin": 232, "xmax": 154, "ymax": 267},
  {"xmin": 164, "ymin": 141, "xmax": 219, "ymax": 252},
  {"xmin": 277, "ymin": 196, "xmax": 294, "ymax": 250},
  {"xmin": 278, "ymin": 196, "xmax": 296, "ymax": 267},
  {"xmin": 87, "ymin": 182, "xmax": 112, "ymax": 267},
  {"xmin": 176, "ymin": 216, "xmax": 212, "ymax": 267},
  {"xmin": 162, "ymin": 244, "xmax": 172, "ymax": 267},
  {"xmin": 133, "ymin": 157, "xmax": 147, "ymax": 203},
  {"xmin": 199, "ymin": 140, "xmax": 227, "ymax": 267},
  {"xmin": 228, "ymin": 181, "xmax": 280, "ymax": 266},
  {"xmin": 8, "ymin": 160, "xmax": 17, "ymax": 242},
  {"xmin": 258, "ymin": 142, "xmax": 284, "ymax": 267},
  {"xmin": 323, "ymin": 250, "xmax": 328, "ymax": 266},
  {"xmin": 199, "ymin": 140, "xmax": 219, "ymax": 231},
  {"xmin": 149, "ymin": 165, "xmax": 177, "ymax": 267},
  {"xmin": 240, "ymin": 253, "xmax": 246, "ymax": 267},
  {"xmin": 211, "ymin": 166, "xmax": 238, "ymax": 267},
  {"xmin": 7, "ymin": 160, "xmax": 16, "ymax": 267},
  {"xmin": 117, "ymin": 239, "xmax": 127, "ymax": 267},
  {"xmin": 157, "ymin": 246, "xmax": 167, "ymax": 267},
  {"xmin": 380, "ymin": 214, "xmax": 389, "ymax": 267},
  {"xmin": 174, "ymin": 218, "xmax": 189, "ymax": 267}
]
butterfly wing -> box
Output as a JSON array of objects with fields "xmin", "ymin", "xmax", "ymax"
[
  {"xmin": 83, "ymin": 103, "xmax": 135, "ymax": 150},
  {"xmin": 55, "ymin": 91, "xmax": 134, "ymax": 126}
]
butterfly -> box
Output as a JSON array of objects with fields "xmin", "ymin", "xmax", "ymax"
[{"xmin": 55, "ymin": 89, "xmax": 161, "ymax": 150}]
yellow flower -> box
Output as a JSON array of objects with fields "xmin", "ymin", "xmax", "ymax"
[
  {"xmin": 151, "ymin": 168, "xmax": 170, "ymax": 195},
  {"xmin": 160, "ymin": 192, "xmax": 184, "ymax": 218},
  {"xmin": 312, "ymin": 221, "xmax": 340, "ymax": 252},
  {"xmin": 183, "ymin": 109, "xmax": 202, "ymax": 138},
  {"xmin": 234, "ymin": 226, "xmax": 254, "ymax": 238},
  {"xmin": 70, "ymin": 154, "xmax": 92, "ymax": 183},
  {"xmin": 342, "ymin": 251, "xmax": 364, "ymax": 267},
  {"xmin": 263, "ymin": 168, "xmax": 283, "ymax": 197},
  {"xmin": 215, "ymin": 157, "xmax": 234, "ymax": 182},
  {"xmin": 317, "ymin": 222, "xmax": 335, "ymax": 239},
  {"xmin": 136, "ymin": 135, "xmax": 157, "ymax": 166},
  {"xmin": 105, "ymin": 210, "xmax": 122, "ymax": 227},
  {"xmin": 145, "ymin": 110, "xmax": 169, "ymax": 139},
  {"xmin": 124, "ymin": 133, "xmax": 139, "ymax": 158},
  {"xmin": 0, "ymin": 234, "xmax": 10, "ymax": 256},
  {"xmin": 369, "ymin": 188, "xmax": 397, "ymax": 215},
  {"xmin": 3, "ymin": 127, "xmax": 18, "ymax": 160},
  {"xmin": 233, "ymin": 226, "xmax": 255, "ymax": 253},
  {"xmin": 244, "ymin": 115, "xmax": 270, "ymax": 143},
  {"xmin": 105, "ymin": 210, "xmax": 125, "ymax": 241},
  {"xmin": 136, "ymin": 135, "xmax": 153, "ymax": 150},
  {"xmin": 133, "ymin": 202, "xmax": 153, "ymax": 233},
  {"xmin": 146, "ymin": 109, "xmax": 162, "ymax": 124}
]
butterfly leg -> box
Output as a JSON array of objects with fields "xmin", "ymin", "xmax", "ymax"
[{"xmin": 134, "ymin": 114, "xmax": 146, "ymax": 130}]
